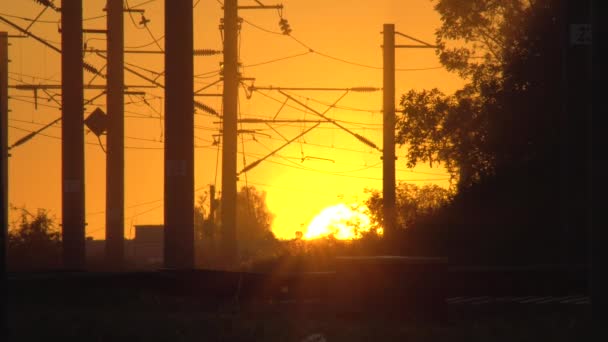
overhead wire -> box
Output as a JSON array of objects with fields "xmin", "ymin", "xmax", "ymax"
[
  {"xmin": 239, "ymin": 17, "xmax": 445, "ymax": 72},
  {"xmin": 7, "ymin": 0, "xmax": 451, "ymax": 229},
  {"xmin": 254, "ymin": 90, "xmax": 381, "ymax": 127},
  {"xmin": 242, "ymin": 50, "xmax": 312, "ymax": 68}
]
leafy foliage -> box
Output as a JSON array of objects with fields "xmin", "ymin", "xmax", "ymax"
[
  {"xmin": 366, "ymin": 183, "xmax": 452, "ymax": 231},
  {"xmin": 8, "ymin": 207, "xmax": 62, "ymax": 271},
  {"xmin": 195, "ymin": 186, "xmax": 279, "ymax": 269},
  {"xmin": 398, "ymin": 0, "xmax": 563, "ymax": 188}
]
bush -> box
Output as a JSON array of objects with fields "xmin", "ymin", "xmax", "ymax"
[{"xmin": 8, "ymin": 208, "xmax": 62, "ymax": 271}]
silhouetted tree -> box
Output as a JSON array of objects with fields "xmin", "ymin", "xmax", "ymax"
[
  {"xmin": 195, "ymin": 186, "xmax": 278, "ymax": 268},
  {"xmin": 234, "ymin": 186, "xmax": 277, "ymax": 262},
  {"xmin": 366, "ymin": 183, "xmax": 452, "ymax": 231},
  {"xmin": 7, "ymin": 208, "xmax": 61, "ymax": 271},
  {"xmin": 393, "ymin": 0, "xmax": 588, "ymax": 264},
  {"xmin": 398, "ymin": 0, "xmax": 563, "ymax": 189}
]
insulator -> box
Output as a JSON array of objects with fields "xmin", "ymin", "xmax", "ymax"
[
  {"xmin": 34, "ymin": 0, "xmax": 58, "ymax": 11},
  {"xmin": 83, "ymin": 62, "xmax": 107, "ymax": 79},
  {"xmin": 194, "ymin": 49, "xmax": 222, "ymax": 56},
  {"xmin": 354, "ymin": 133, "xmax": 379, "ymax": 150},
  {"xmin": 350, "ymin": 87, "xmax": 381, "ymax": 92},
  {"xmin": 194, "ymin": 101, "xmax": 219, "ymax": 116}
]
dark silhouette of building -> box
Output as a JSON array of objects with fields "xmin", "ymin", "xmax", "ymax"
[{"xmin": 86, "ymin": 225, "xmax": 164, "ymax": 269}]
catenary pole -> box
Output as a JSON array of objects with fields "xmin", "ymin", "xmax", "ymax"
[
  {"xmin": 61, "ymin": 0, "xmax": 86, "ymax": 270},
  {"xmin": 383, "ymin": 24, "xmax": 396, "ymax": 250},
  {"xmin": 221, "ymin": 0, "xmax": 239, "ymax": 267},
  {"xmin": 164, "ymin": 0, "xmax": 195, "ymax": 269},
  {"xmin": 105, "ymin": 0, "xmax": 125, "ymax": 269}
]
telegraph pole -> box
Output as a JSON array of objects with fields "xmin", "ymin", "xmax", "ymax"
[
  {"xmin": 383, "ymin": 26, "xmax": 437, "ymax": 253},
  {"xmin": 383, "ymin": 24, "xmax": 396, "ymax": 250},
  {"xmin": 1, "ymin": 31, "xmax": 7, "ymax": 263},
  {"xmin": 222, "ymin": 0, "xmax": 238, "ymax": 267},
  {"xmin": 1, "ymin": 35, "xmax": 8, "ymax": 332},
  {"xmin": 61, "ymin": 0, "xmax": 86, "ymax": 270},
  {"xmin": 164, "ymin": 0, "xmax": 194, "ymax": 269},
  {"xmin": 105, "ymin": 0, "xmax": 125, "ymax": 269}
]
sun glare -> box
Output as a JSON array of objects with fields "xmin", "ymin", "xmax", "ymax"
[{"xmin": 303, "ymin": 203, "xmax": 378, "ymax": 240}]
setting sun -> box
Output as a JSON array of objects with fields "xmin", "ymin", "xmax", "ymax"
[{"xmin": 304, "ymin": 203, "xmax": 379, "ymax": 240}]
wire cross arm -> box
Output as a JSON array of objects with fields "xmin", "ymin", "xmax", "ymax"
[
  {"xmin": 278, "ymin": 90, "xmax": 381, "ymax": 151},
  {"xmin": 236, "ymin": 1, "xmax": 283, "ymax": 10},
  {"xmin": 393, "ymin": 31, "xmax": 438, "ymax": 49},
  {"xmin": 394, "ymin": 45, "xmax": 439, "ymax": 49},
  {"xmin": 250, "ymin": 86, "xmax": 380, "ymax": 92},
  {"xmin": 238, "ymin": 122, "xmax": 320, "ymax": 175}
]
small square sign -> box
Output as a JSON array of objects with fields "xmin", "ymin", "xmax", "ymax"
[{"xmin": 84, "ymin": 107, "xmax": 108, "ymax": 136}]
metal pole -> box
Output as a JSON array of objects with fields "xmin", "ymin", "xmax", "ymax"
[
  {"xmin": 105, "ymin": 0, "xmax": 125, "ymax": 269},
  {"xmin": 164, "ymin": 0, "xmax": 194, "ymax": 269},
  {"xmin": 61, "ymin": 0, "xmax": 86, "ymax": 270},
  {"xmin": 383, "ymin": 24, "xmax": 396, "ymax": 251},
  {"xmin": 1, "ymin": 33, "xmax": 9, "ymax": 337},
  {"xmin": 221, "ymin": 0, "xmax": 238, "ymax": 268},
  {"xmin": 210, "ymin": 184, "xmax": 216, "ymax": 223}
]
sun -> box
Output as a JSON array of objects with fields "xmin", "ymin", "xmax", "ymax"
[{"xmin": 303, "ymin": 203, "xmax": 379, "ymax": 240}]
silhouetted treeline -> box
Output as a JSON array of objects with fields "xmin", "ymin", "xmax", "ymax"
[
  {"xmin": 195, "ymin": 185, "xmax": 282, "ymax": 270},
  {"xmin": 7, "ymin": 208, "xmax": 62, "ymax": 271},
  {"xmin": 389, "ymin": 0, "xmax": 588, "ymax": 265}
]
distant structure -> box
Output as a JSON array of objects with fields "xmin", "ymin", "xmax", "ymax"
[
  {"xmin": 86, "ymin": 225, "xmax": 163, "ymax": 269},
  {"xmin": 132, "ymin": 225, "xmax": 164, "ymax": 266}
]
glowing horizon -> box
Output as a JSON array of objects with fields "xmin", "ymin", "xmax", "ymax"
[{"xmin": 3, "ymin": 0, "xmax": 461, "ymax": 241}]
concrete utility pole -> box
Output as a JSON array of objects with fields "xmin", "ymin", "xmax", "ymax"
[
  {"xmin": 383, "ymin": 26, "xmax": 438, "ymax": 253},
  {"xmin": 105, "ymin": 0, "xmax": 125, "ymax": 269},
  {"xmin": 61, "ymin": 0, "xmax": 86, "ymax": 270},
  {"xmin": 382, "ymin": 24, "xmax": 396, "ymax": 249},
  {"xmin": 164, "ymin": 0, "xmax": 194, "ymax": 269},
  {"xmin": 1, "ymin": 31, "xmax": 8, "ymax": 287},
  {"xmin": 222, "ymin": 0, "xmax": 239, "ymax": 267}
]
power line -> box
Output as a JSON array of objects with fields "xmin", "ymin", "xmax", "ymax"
[
  {"xmin": 243, "ymin": 134, "xmax": 450, "ymax": 177},
  {"xmin": 8, "ymin": 120, "xmax": 445, "ymax": 181},
  {"xmin": 125, "ymin": 35, "xmax": 165, "ymax": 49},
  {"xmin": 192, "ymin": 49, "xmax": 311, "ymax": 79},
  {"xmin": 0, "ymin": 12, "xmax": 57, "ymax": 24},
  {"xmin": 9, "ymin": 71, "xmax": 60, "ymax": 83},
  {"xmin": 253, "ymin": 90, "xmax": 383, "ymax": 126},
  {"xmin": 241, "ymin": 50, "xmax": 312, "ymax": 68},
  {"xmin": 285, "ymin": 91, "xmax": 383, "ymax": 115},
  {"xmin": 9, "ymin": 96, "xmax": 61, "ymax": 109},
  {"xmin": 259, "ymin": 156, "xmax": 449, "ymax": 182},
  {"xmin": 278, "ymin": 90, "xmax": 380, "ymax": 151},
  {"xmin": 9, "ymin": 117, "xmax": 61, "ymax": 128},
  {"xmin": 125, "ymin": 0, "xmax": 146, "ymax": 30},
  {"xmin": 240, "ymin": 18, "xmax": 445, "ymax": 72},
  {"xmin": 7, "ymin": 125, "xmax": 173, "ymax": 151},
  {"xmin": 239, "ymin": 122, "xmax": 321, "ymax": 175},
  {"xmin": 143, "ymin": 20, "xmax": 164, "ymax": 53},
  {"xmin": 0, "ymin": 11, "xmax": 105, "ymax": 23}
]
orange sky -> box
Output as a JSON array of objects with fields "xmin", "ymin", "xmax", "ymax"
[{"xmin": 2, "ymin": 0, "xmax": 464, "ymax": 240}]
